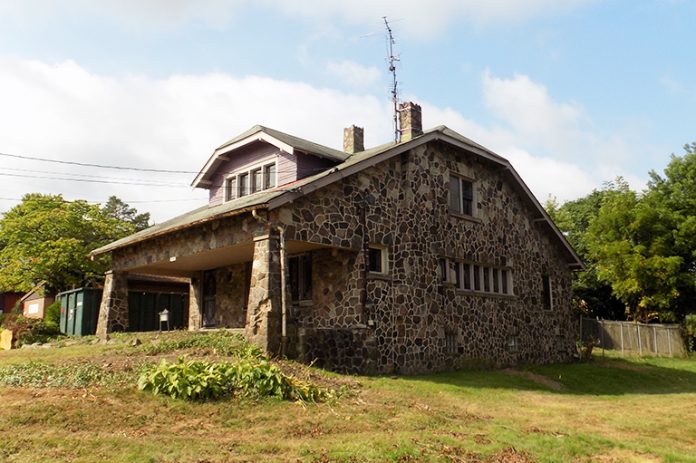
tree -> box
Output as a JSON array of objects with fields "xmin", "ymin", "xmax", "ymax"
[
  {"xmin": 101, "ymin": 195, "xmax": 150, "ymax": 232},
  {"xmin": 0, "ymin": 194, "xmax": 147, "ymax": 293},
  {"xmin": 546, "ymin": 190, "xmax": 624, "ymax": 319}
]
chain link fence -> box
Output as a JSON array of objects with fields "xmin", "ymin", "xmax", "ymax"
[{"xmin": 580, "ymin": 317, "xmax": 687, "ymax": 357}]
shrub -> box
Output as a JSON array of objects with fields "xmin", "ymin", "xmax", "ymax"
[
  {"xmin": 0, "ymin": 313, "xmax": 61, "ymax": 347},
  {"xmin": 137, "ymin": 357, "xmax": 328, "ymax": 402},
  {"xmin": 43, "ymin": 301, "xmax": 61, "ymax": 330},
  {"xmin": 685, "ymin": 314, "xmax": 696, "ymax": 352}
]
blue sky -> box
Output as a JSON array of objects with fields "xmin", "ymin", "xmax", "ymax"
[{"xmin": 0, "ymin": 0, "xmax": 694, "ymax": 221}]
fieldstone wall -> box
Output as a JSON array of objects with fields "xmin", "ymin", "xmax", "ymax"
[
  {"xmin": 96, "ymin": 271, "xmax": 129, "ymax": 337},
  {"xmin": 276, "ymin": 141, "xmax": 577, "ymax": 374},
  {"xmin": 188, "ymin": 275, "xmax": 202, "ymax": 330},
  {"xmin": 245, "ymin": 234, "xmax": 282, "ymax": 354}
]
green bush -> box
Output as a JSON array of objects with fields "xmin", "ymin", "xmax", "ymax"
[
  {"xmin": 137, "ymin": 357, "xmax": 328, "ymax": 402},
  {"xmin": 43, "ymin": 301, "xmax": 61, "ymax": 330},
  {"xmin": 684, "ymin": 314, "xmax": 696, "ymax": 352}
]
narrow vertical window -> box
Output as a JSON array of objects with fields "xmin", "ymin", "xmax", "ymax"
[
  {"xmin": 368, "ymin": 245, "xmax": 387, "ymax": 274},
  {"xmin": 224, "ymin": 177, "xmax": 236, "ymax": 202},
  {"xmin": 454, "ymin": 262, "xmax": 462, "ymax": 289},
  {"xmin": 251, "ymin": 168, "xmax": 262, "ymax": 193},
  {"xmin": 264, "ymin": 163, "xmax": 276, "ymax": 189},
  {"xmin": 440, "ymin": 258, "xmax": 448, "ymax": 283},
  {"xmin": 289, "ymin": 254, "xmax": 313, "ymax": 301},
  {"xmin": 502, "ymin": 269, "xmax": 509, "ymax": 294},
  {"xmin": 238, "ymin": 173, "xmax": 249, "ymax": 197},
  {"xmin": 461, "ymin": 179, "xmax": 473, "ymax": 215},
  {"xmin": 493, "ymin": 268, "xmax": 500, "ymax": 293},
  {"xmin": 483, "ymin": 267, "xmax": 491, "ymax": 292},
  {"xmin": 462, "ymin": 263, "xmax": 472, "ymax": 290},
  {"xmin": 543, "ymin": 275, "xmax": 553, "ymax": 311},
  {"xmin": 448, "ymin": 176, "xmax": 461, "ymax": 213},
  {"xmin": 473, "ymin": 265, "xmax": 481, "ymax": 291}
]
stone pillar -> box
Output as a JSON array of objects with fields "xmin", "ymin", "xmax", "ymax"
[
  {"xmin": 245, "ymin": 234, "xmax": 282, "ymax": 354},
  {"xmin": 188, "ymin": 273, "xmax": 202, "ymax": 331},
  {"xmin": 96, "ymin": 270, "xmax": 129, "ymax": 337}
]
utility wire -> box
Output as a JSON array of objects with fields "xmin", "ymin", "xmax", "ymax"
[
  {"xmin": 0, "ymin": 151, "xmax": 198, "ymax": 174},
  {"xmin": 0, "ymin": 167, "xmax": 188, "ymax": 186},
  {"xmin": 0, "ymin": 172, "xmax": 191, "ymax": 188}
]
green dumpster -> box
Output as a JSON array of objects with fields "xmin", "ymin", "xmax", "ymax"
[{"xmin": 57, "ymin": 288, "xmax": 103, "ymax": 336}]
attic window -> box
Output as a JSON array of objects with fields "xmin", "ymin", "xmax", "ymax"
[
  {"xmin": 449, "ymin": 173, "xmax": 474, "ymax": 217},
  {"xmin": 264, "ymin": 163, "xmax": 276, "ymax": 189},
  {"xmin": 224, "ymin": 177, "xmax": 236, "ymax": 201},
  {"xmin": 238, "ymin": 173, "xmax": 249, "ymax": 197},
  {"xmin": 225, "ymin": 162, "xmax": 278, "ymax": 202}
]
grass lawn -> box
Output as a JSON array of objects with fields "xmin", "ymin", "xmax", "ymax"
[{"xmin": 1, "ymin": 331, "xmax": 694, "ymax": 463}]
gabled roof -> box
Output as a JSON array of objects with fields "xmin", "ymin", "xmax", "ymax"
[
  {"xmin": 92, "ymin": 126, "xmax": 584, "ymax": 269},
  {"xmin": 191, "ymin": 125, "xmax": 348, "ymax": 189}
]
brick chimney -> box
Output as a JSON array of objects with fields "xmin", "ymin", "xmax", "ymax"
[
  {"xmin": 398, "ymin": 102, "xmax": 423, "ymax": 142},
  {"xmin": 343, "ymin": 125, "xmax": 364, "ymax": 154}
]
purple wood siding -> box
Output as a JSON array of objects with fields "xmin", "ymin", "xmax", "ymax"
[
  {"xmin": 206, "ymin": 141, "xmax": 341, "ymax": 206},
  {"xmin": 208, "ymin": 143, "xmax": 281, "ymax": 205}
]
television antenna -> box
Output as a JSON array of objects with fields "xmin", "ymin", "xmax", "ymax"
[{"xmin": 383, "ymin": 16, "xmax": 400, "ymax": 142}]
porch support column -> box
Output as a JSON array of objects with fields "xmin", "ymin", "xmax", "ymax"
[
  {"xmin": 188, "ymin": 273, "xmax": 202, "ymax": 330},
  {"xmin": 96, "ymin": 270, "xmax": 129, "ymax": 337},
  {"xmin": 245, "ymin": 233, "xmax": 281, "ymax": 354}
]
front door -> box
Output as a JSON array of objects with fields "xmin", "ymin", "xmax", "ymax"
[{"xmin": 202, "ymin": 270, "xmax": 216, "ymax": 327}]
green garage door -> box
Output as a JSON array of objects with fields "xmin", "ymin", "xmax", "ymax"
[{"xmin": 128, "ymin": 292, "xmax": 188, "ymax": 332}]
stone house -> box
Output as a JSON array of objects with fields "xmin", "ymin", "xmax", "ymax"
[{"xmin": 91, "ymin": 102, "xmax": 583, "ymax": 374}]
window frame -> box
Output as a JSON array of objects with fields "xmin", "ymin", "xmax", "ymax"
[
  {"xmin": 542, "ymin": 274, "xmax": 554, "ymax": 311},
  {"xmin": 368, "ymin": 244, "xmax": 388, "ymax": 275},
  {"xmin": 448, "ymin": 172, "xmax": 476, "ymax": 218},
  {"xmin": 440, "ymin": 258, "xmax": 514, "ymax": 297},
  {"xmin": 289, "ymin": 253, "xmax": 313, "ymax": 302},
  {"xmin": 222, "ymin": 159, "xmax": 278, "ymax": 203}
]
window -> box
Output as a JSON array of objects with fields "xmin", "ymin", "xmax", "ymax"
[
  {"xmin": 440, "ymin": 259, "xmax": 514, "ymax": 296},
  {"xmin": 368, "ymin": 245, "xmax": 387, "ymax": 274},
  {"xmin": 507, "ymin": 336, "xmax": 518, "ymax": 352},
  {"xmin": 264, "ymin": 163, "xmax": 276, "ymax": 189},
  {"xmin": 238, "ymin": 172, "xmax": 249, "ymax": 197},
  {"xmin": 289, "ymin": 254, "xmax": 312, "ymax": 301},
  {"xmin": 251, "ymin": 168, "xmax": 262, "ymax": 193},
  {"xmin": 543, "ymin": 275, "xmax": 553, "ymax": 311},
  {"xmin": 449, "ymin": 174, "xmax": 474, "ymax": 216},
  {"xmin": 224, "ymin": 177, "xmax": 236, "ymax": 201},
  {"xmin": 445, "ymin": 332, "xmax": 457, "ymax": 354}
]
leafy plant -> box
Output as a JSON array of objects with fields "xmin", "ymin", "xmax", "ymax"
[{"xmin": 137, "ymin": 357, "xmax": 329, "ymax": 402}]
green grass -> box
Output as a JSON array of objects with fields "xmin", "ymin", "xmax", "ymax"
[{"xmin": 1, "ymin": 331, "xmax": 695, "ymax": 462}]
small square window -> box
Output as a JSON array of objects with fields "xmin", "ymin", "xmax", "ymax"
[{"xmin": 368, "ymin": 246, "xmax": 387, "ymax": 274}]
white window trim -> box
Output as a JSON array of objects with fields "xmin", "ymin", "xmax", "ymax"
[
  {"xmin": 368, "ymin": 244, "xmax": 389, "ymax": 275},
  {"xmin": 222, "ymin": 157, "xmax": 278, "ymax": 202},
  {"xmin": 448, "ymin": 172, "xmax": 477, "ymax": 218},
  {"xmin": 441, "ymin": 258, "xmax": 514, "ymax": 296},
  {"xmin": 543, "ymin": 275, "xmax": 554, "ymax": 311}
]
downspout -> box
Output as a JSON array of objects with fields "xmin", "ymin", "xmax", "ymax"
[{"xmin": 251, "ymin": 209, "xmax": 288, "ymax": 357}]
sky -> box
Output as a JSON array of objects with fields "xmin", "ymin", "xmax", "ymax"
[{"xmin": 0, "ymin": 0, "xmax": 694, "ymax": 223}]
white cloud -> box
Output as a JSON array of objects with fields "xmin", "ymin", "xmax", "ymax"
[
  {"xmin": 0, "ymin": 57, "xmax": 640, "ymax": 224},
  {"xmin": 0, "ymin": 57, "xmax": 391, "ymax": 221},
  {"xmin": 326, "ymin": 60, "xmax": 381, "ymax": 87},
  {"xmin": 0, "ymin": 0, "xmax": 594, "ymax": 37}
]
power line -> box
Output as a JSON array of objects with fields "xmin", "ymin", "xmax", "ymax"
[
  {"xmin": 0, "ymin": 167, "xmax": 188, "ymax": 186},
  {"xmin": 0, "ymin": 151, "xmax": 198, "ymax": 174},
  {"xmin": 0, "ymin": 196, "xmax": 205, "ymax": 204},
  {"xmin": 0, "ymin": 172, "xmax": 191, "ymax": 187}
]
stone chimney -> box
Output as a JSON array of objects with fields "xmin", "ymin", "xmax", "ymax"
[
  {"xmin": 398, "ymin": 101, "xmax": 423, "ymax": 142},
  {"xmin": 343, "ymin": 125, "xmax": 364, "ymax": 154}
]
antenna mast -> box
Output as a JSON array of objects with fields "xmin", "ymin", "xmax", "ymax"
[{"xmin": 383, "ymin": 16, "xmax": 399, "ymax": 142}]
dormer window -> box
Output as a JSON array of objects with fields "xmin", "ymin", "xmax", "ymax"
[
  {"xmin": 224, "ymin": 177, "xmax": 236, "ymax": 201},
  {"xmin": 224, "ymin": 162, "xmax": 278, "ymax": 202},
  {"xmin": 263, "ymin": 163, "xmax": 276, "ymax": 189},
  {"xmin": 238, "ymin": 173, "xmax": 249, "ymax": 198}
]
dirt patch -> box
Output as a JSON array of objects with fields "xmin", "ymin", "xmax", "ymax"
[
  {"xmin": 501, "ymin": 369, "xmax": 565, "ymax": 391},
  {"xmin": 592, "ymin": 449, "xmax": 662, "ymax": 463},
  {"xmin": 488, "ymin": 447, "xmax": 536, "ymax": 463}
]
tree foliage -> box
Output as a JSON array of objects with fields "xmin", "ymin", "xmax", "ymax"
[
  {"xmin": 0, "ymin": 194, "xmax": 149, "ymax": 293},
  {"xmin": 550, "ymin": 143, "xmax": 696, "ymax": 322}
]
